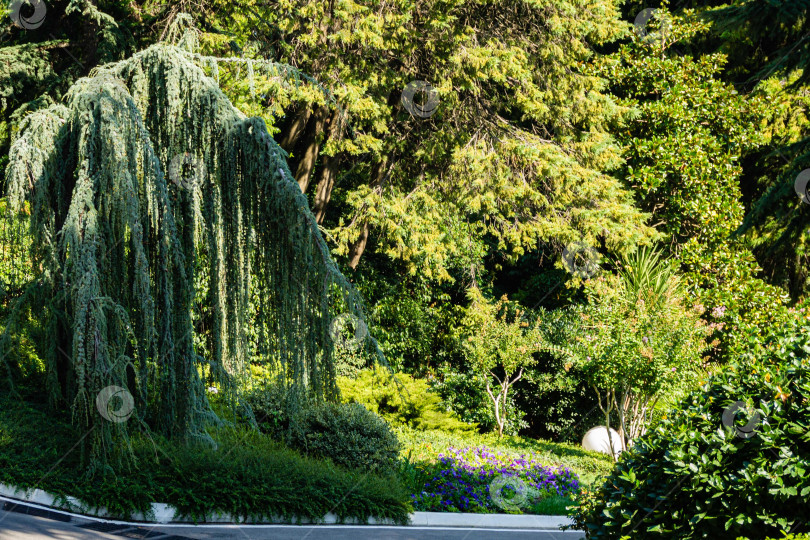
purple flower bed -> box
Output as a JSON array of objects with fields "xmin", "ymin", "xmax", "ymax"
[{"xmin": 411, "ymin": 446, "xmax": 580, "ymax": 513}]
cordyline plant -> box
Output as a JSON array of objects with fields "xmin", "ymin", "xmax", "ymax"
[
  {"xmin": 568, "ymin": 248, "xmax": 709, "ymax": 459},
  {"xmin": 0, "ymin": 29, "xmax": 378, "ymax": 471}
]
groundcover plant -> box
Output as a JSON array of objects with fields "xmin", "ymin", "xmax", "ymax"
[{"xmin": 411, "ymin": 446, "xmax": 580, "ymax": 513}]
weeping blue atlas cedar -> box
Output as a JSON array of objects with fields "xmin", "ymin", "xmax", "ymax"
[{"xmin": 0, "ymin": 41, "xmax": 378, "ymax": 469}]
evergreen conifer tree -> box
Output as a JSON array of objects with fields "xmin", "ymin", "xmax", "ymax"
[{"xmin": 1, "ymin": 38, "xmax": 374, "ymax": 468}]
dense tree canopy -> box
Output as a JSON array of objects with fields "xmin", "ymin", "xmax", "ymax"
[
  {"xmin": 589, "ymin": 11, "xmax": 794, "ymax": 361},
  {"xmin": 192, "ymin": 0, "xmax": 658, "ymax": 283},
  {"xmin": 2, "ymin": 5, "xmax": 810, "ymax": 538}
]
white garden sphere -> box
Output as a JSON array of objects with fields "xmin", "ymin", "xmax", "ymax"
[{"xmin": 582, "ymin": 426, "xmax": 623, "ymax": 457}]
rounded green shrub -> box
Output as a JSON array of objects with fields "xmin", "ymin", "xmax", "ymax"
[
  {"xmin": 289, "ymin": 402, "xmax": 401, "ymax": 472},
  {"xmin": 571, "ymin": 322, "xmax": 810, "ymax": 539},
  {"xmin": 243, "ymin": 379, "xmax": 295, "ymax": 436}
]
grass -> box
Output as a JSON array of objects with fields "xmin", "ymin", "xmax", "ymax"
[
  {"xmin": 0, "ymin": 395, "xmax": 411, "ymax": 523},
  {"xmin": 529, "ymin": 495, "xmax": 575, "ymax": 515}
]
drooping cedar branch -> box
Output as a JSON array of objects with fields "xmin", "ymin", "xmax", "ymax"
[{"xmin": 1, "ymin": 43, "xmax": 377, "ymax": 468}]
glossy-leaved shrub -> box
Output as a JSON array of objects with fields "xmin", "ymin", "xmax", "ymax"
[
  {"xmin": 288, "ymin": 402, "xmax": 401, "ymax": 472},
  {"xmin": 571, "ymin": 321, "xmax": 810, "ymax": 539}
]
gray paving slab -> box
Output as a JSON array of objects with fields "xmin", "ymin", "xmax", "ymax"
[{"xmin": 0, "ymin": 510, "xmax": 587, "ymax": 540}]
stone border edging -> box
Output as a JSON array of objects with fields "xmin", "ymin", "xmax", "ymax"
[
  {"xmin": 411, "ymin": 511, "xmax": 572, "ymax": 529},
  {"xmin": 0, "ymin": 484, "xmax": 572, "ymax": 530}
]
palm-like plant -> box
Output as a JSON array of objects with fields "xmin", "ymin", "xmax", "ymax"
[
  {"xmin": 571, "ymin": 247, "xmax": 708, "ymax": 459},
  {"xmin": 616, "ymin": 247, "xmax": 682, "ymax": 309}
]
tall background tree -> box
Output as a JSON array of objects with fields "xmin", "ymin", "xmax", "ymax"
[
  {"xmin": 191, "ymin": 0, "xmax": 657, "ymax": 278},
  {"xmin": 587, "ymin": 10, "xmax": 794, "ymax": 361}
]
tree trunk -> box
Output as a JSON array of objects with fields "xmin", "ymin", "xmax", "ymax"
[
  {"xmin": 278, "ymin": 107, "xmax": 312, "ymax": 153},
  {"xmin": 347, "ymin": 222, "xmax": 369, "ymax": 270},
  {"xmin": 293, "ymin": 106, "xmax": 330, "ymax": 193},
  {"xmin": 615, "ymin": 391, "xmax": 625, "ymax": 453},
  {"xmin": 485, "ymin": 379, "xmax": 504, "ymax": 438},
  {"xmin": 313, "ymin": 155, "xmax": 339, "ymax": 224},
  {"xmin": 312, "ymin": 110, "xmax": 343, "ymax": 223},
  {"xmin": 80, "ymin": 7, "xmax": 99, "ymax": 74},
  {"xmin": 498, "ymin": 383, "xmax": 506, "ymax": 438},
  {"xmin": 597, "ymin": 387, "xmax": 619, "ymax": 462},
  {"xmin": 347, "ymin": 157, "xmax": 390, "ymax": 269},
  {"xmin": 498, "ymin": 367, "xmax": 522, "ymax": 438}
]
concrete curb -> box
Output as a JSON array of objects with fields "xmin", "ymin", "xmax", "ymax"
[
  {"xmin": 0, "ymin": 484, "xmax": 572, "ymax": 530},
  {"xmin": 411, "ymin": 512, "xmax": 572, "ymax": 529}
]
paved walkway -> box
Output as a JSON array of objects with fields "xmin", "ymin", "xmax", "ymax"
[{"xmin": 0, "ymin": 509, "xmax": 586, "ymax": 540}]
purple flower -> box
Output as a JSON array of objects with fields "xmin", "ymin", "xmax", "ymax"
[{"xmin": 410, "ymin": 445, "xmax": 581, "ymax": 512}]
